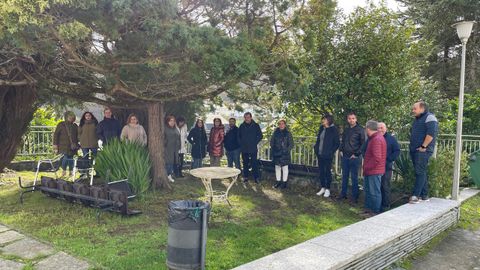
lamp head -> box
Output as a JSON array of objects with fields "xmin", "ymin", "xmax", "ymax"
[{"xmin": 452, "ymin": 21, "xmax": 475, "ymax": 43}]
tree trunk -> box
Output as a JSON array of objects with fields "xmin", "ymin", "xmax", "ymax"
[
  {"xmin": 147, "ymin": 102, "xmax": 170, "ymax": 189},
  {"xmin": 0, "ymin": 85, "xmax": 37, "ymax": 171}
]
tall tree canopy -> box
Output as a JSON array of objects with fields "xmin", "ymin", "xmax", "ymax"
[
  {"xmin": 283, "ymin": 4, "xmax": 435, "ymax": 135},
  {"xmin": 0, "ymin": 0, "xmax": 303, "ymax": 187},
  {"xmin": 398, "ymin": 0, "xmax": 480, "ymax": 98}
]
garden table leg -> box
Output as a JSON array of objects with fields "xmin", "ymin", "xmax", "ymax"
[
  {"xmin": 201, "ymin": 177, "xmax": 214, "ymax": 203},
  {"xmin": 224, "ymin": 175, "xmax": 238, "ymax": 206}
]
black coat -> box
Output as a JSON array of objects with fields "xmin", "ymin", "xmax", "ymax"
[
  {"xmin": 339, "ymin": 123, "xmax": 365, "ymax": 157},
  {"xmin": 238, "ymin": 120, "xmax": 263, "ymax": 153},
  {"xmin": 224, "ymin": 126, "xmax": 241, "ymax": 151},
  {"xmin": 187, "ymin": 127, "xmax": 208, "ymax": 159},
  {"xmin": 96, "ymin": 118, "xmax": 122, "ymax": 144},
  {"xmin": 314, "ymin": 125, "xmax": 340, "ymax": 159},
  {"xmin": 270, "ymin": 128, "xmax": 294, "ymax": 166}
]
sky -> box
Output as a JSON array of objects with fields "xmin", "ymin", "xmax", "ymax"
[{"xmin": 337, "ymin": 0, "xmax": 403, "ymax": 14}]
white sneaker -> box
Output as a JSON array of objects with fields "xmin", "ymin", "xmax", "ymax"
[
  {"xmin": 324, "ymin": 189, "xmax": 331, "ymax": 198},
  {"xmin": 316, "ymin": 188, "xmax": 326, "ymax": 196},
  {"xmin": 168, "ymin": 175, "xmax": 175, "ymax": 183}
]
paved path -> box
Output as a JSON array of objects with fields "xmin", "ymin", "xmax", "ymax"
[
  {"xmin": 411, "ymin": 228, "xmax": 480, "ymax": 270},
  {"xmin": 0, "ymin": 224, "xmax": 90, "ymax": 270},
  {"xmin": 410, "ymin": 188, "xmax": 480, "ymax": 270}
]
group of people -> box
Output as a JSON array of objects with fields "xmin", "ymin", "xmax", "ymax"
[
  {"xmin": 53, "ymin": 108, "xmax": 147, "ymax": 177},
  {"xmin": 184, "ymin": 112, "xmax": 264, "ymax": 184},
  {"xmin": 309, "ymin": 101, "xmax": 438, "ymax": 215},
  {"xmin": 53, "ymin": 101, "xmax": 438, "ymax": 215}
]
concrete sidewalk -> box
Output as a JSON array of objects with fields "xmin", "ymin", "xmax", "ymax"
[
  {"xmin": 0, "ymin": 224, "xmax": 90, "ymax": 270},
  {"xmin": 410, "ymin": 188, "xmax": 480, "ymax": 270}
]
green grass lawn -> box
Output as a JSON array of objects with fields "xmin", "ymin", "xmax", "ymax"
[{"xmin": 0, "ymin": 171, "xmax": 362, "ymax": 270}]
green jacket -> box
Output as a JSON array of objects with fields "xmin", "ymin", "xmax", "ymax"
[
  {"xmin": 78, "ymin": 121, "xmax": 98, "ymax": 149},
  {"xmin": 53, "ymin": 121, "xmax": 79, "ymax": 156}
]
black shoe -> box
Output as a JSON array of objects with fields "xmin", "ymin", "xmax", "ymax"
[
  {"xmin": 254, "ymin": 178, "xmax": 260, "ymax": 184},
  {"xmin": 273, "ymin": 181, "xmax": 282, "ymax": 189},
  {"xmin": 243, "ymin": 177, "xmax": 248, "ymax": 183},
  {"xmin": 336, "ymin": 195, "xmax": 348, "ymax": 200},
  {"xmin": 281, "ymin": 182, "xmax": 288, "ymax": 189}
]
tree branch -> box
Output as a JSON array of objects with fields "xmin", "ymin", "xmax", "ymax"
[{"xmin": 50, "ymin": 26, "xmax": 108, "ymax": 74}]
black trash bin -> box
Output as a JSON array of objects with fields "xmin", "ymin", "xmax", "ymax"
[{"xmin": 167, "ymin": 200, "xmax": 210, "ymax": 270}]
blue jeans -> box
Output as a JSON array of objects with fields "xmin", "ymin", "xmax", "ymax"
[
  {"xmin": 61, "ymin": 154, "xmax": 74, "ymax": 171},
  {"xmin": 191, "ymin": 158, "xmax": 203, "ymax": 169},
  {"xmin": 226, "ymin": 149, "xmax": 241, "ymax": 170},
  {"xmin": 81, "ymin": 148, "xmax": 97, "ymax": 158},
  {"xmin": 364, "ymin": 174, "xmax": 382, "ymax": 213},
  {"xmin": 341, "ymin": 156, "xmax": 361, "ymax": 199},
  {"xmin": 166, "ymin": 163, "xmax": 175, "ymax": 176},
  {"xmin": 411, "ymin": 151, "xmax": 432, "ymax": 198}
]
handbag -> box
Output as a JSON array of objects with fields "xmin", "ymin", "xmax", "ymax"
[{"xmin": 64, "ymin": 122, "xmax": 80, "ymax": 152}]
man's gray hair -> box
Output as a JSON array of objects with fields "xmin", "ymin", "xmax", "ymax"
[{"xmin": 366, "ymin": 120, "xmax": 378, "ymax": 131}]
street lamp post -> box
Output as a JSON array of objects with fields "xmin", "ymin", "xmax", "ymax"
[{"xmin": 451, "ymin": 21, "xmax": 475, "ymax": 200}]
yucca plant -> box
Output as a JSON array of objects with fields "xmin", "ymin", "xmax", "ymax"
[
  {"xmin": 95, "ymin": 139, "xmax": 152, "ymax": 196},
  {"xmin": 393, "ymin": 151, "xmax": 415, "ymax": 193}
]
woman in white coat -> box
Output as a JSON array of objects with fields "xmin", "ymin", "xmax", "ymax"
[{"xmin": 176, "ymin": 116, "xmax": 188, "ymax": 177}]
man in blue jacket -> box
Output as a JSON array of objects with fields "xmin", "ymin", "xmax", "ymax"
[
  {"xmin": 238, "ymin": 112, "xmax": 263, "ymax": 184},
  {"xmin": 378, "ymin": 122, "xmax": 400, "ymax": 211},
  {"xmin": 409, "ymin": 101, "xmax": 438, "ymax": 204}
]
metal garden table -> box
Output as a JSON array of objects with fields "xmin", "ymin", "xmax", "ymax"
[{"xmin": 189, "ymin": 167, "xmax": 241, "ymax": 206}]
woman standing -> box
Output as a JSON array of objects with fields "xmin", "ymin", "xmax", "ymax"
[
  {"xmin": 270, "ymin": 119, "xmax": 294, "ymax": 189},
  {"xmin": 208, "ymin": 118, "xmax": 225, "ymax": 167},
  {"xmin": 176, "ymin": 116, "xmax": 188, "ymax": 177},
  {"xmin": 53, "ymin": 111, "xmax": 79, "ymax": 177},
  {"xmin": 165, "ymin": 115, "xmax": 181, "ymax": 182},
  {"xmin": 187, "ymin": 119, "xmax": 208, "ymax": 169},
  {"xmin": 314, "ymin": 114, "xmax": 340, "ymax": 198},
  {"xmin": 78, "ymin": 112, "xmax": 99, "ymax": 157},
  {"xmin": 121, "ymin": 113, "xmax": 147, "ymax": 146}
]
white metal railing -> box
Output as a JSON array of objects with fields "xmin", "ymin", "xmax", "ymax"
[
  {"xmin": 17, "ymin": 128, "xmax": 480, "ymax": 168},
  {"xmin": 18, "ymin": 126, "xmax": 56, "ymax": 156},
  {"xmin": 437, "ymin": 134, "xmax": 480, "ymax": 153}
]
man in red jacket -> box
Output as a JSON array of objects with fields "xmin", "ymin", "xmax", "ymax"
[{"xmin": 363, "ymin": 120, "xmax": 387, "ymax": 214}]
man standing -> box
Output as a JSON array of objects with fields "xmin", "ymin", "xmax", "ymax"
[
  {"xmin": 224, "ymin": 118, "xmax": 241, "ymax": 170},
  {"xmin": 409, "ymin": 101, "xmax": 438, "ymax": 204},
  {"xmin": 378, "ymin": 122, "xmax": 400, "ymax": 211},
  {"xmin": 238, "ymin": 112, "xmax": 263, "ymax": 184},
  {"xmin": 339, "ymin": 112, "xmax": 365, "ymax": 203},
  {"xmin": 96, "ymin": 107, "xmax": 122, "ymax": 145},
  {"xmin": 363, "ymin": 120, "xmax": 387, "ymax": 214}
]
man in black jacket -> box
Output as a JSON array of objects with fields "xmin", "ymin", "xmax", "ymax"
[
  {"xmin": 238, "ymin": 112, "xmax": 263, "ymax": 183},
  {"xmin": 96, "ymin": 107, "xmax": 122, "ymax": 145},
  {"xmin": 224, "ymin": 118, "xmax": 241, "ymax": 170},
  {"xmin": 339, "ymin": 112, "xmax": 365, "ymax": 203}
]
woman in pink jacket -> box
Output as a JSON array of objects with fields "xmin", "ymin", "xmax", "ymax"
[{"xmin": 208, "ymin": 118, "xmax": 225, "ymax": 167}]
